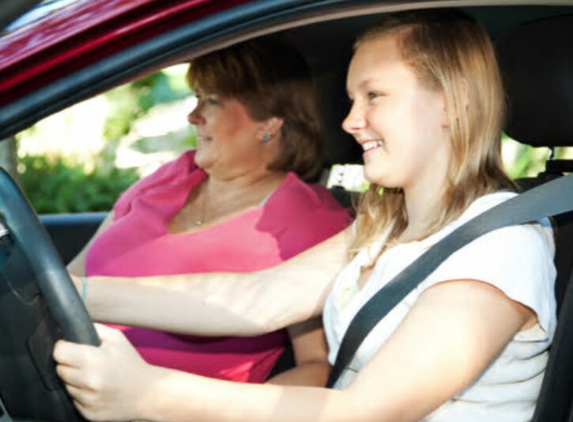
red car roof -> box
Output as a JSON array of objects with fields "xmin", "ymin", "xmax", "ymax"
[{"xmin": 0, "ymin": 0, "xmax": 249, "ymax": 106}]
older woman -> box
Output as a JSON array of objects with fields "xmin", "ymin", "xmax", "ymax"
[{"xmin": 67, "ymin": 39, "xmax": 352, "ymax": 385}]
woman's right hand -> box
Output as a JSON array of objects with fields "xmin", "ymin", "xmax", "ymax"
[{"xmin": 53, "ymin": 323, "xmax": 156, "ymax": 422}]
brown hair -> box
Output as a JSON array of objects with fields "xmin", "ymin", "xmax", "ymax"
[
  {"xmin": 187, "ymin": 38, "xmax": 322, "ymax": 180},
  {"xmin": 351, "ymin": 8, "xmax": 516, "ymax": 256}
]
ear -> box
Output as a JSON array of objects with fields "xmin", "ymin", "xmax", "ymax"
[{"xmin": 258, "ymin": 117, "xmax": 284, "ymax": 141}]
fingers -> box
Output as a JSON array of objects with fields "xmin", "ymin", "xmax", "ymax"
[
  {"xmin": 54, "ymin": 345, "xmax": 105, "ymax": 419},
  {"xmin": 53, "ymin": 323, "xmax": 124, "ymax": 366},
  {"xmin": 53, "ymin": 339, "xmax": 96, "ymax": 367},
  {"xmin": 54, "ymin": 324, "xmax": 148, "ymax": 421},
  {"xmin": 53, "ymin": 324, "xmax": 113, "ymax": 391},
  {"xmin": 65, "ymin": 385, "xmax": 90, "ymax": 409},
  {"xmin": 55, "ymin": 360, "xmax": 85, "ymax": 390}
]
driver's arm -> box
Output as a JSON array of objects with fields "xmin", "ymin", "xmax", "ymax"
[{"xmin": 79, "ymin": 226, "xmax": 353, "ymax": 336}]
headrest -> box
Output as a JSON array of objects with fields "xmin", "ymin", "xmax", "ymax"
[
  {"xmin": 496, "ymin": 14, "xmax": 573, "ymax": 147},
  {"xmin": 316, "ymin": 67, "xmax": 363, "ymax": 168}
]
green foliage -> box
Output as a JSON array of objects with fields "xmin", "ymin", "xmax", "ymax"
[
  {"xmin": 19, "ymin": 154, "xmax": 139, "ymax": 214},
  {"xmin": 502, "ymin": 136, "xmax": 548, "ymax": 179},
  {"xmin": 103, "ymin": 70, "xmax": 190, "ymax": 141}
]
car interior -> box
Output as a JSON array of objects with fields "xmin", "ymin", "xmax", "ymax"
[{"xmin": 0, "ymin": 3, "xmax": 572, "ymax": 421}]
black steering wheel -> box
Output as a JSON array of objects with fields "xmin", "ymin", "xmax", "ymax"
[{"xmin": 0, "ymin": 168, "xmax": 99, "ymax": 422}]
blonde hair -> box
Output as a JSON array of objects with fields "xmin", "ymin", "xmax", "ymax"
[
  {"xmin": 187, "ymin": 39, "xmax": 323, "ymax": 180},
  {"xmin": 351, "ymin": 9, "xmax": 516, "ymax": 257}
]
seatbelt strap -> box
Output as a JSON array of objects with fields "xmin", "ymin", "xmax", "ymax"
[{"xmin": 327, "ymin": 172, "xmax": 573, "ymax": 388}]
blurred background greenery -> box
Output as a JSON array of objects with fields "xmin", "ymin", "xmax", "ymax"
[{"xmin": 12, "ymin": 64, "xmax": 572, "ymax": 214}]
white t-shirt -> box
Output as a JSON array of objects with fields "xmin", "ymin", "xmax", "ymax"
[{"xmin": 323, "ymin": 192, "xmax": 556, "ymax": 422}]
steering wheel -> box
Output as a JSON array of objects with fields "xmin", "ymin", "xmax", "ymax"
[{"xmin": 0, "ymin": 168, "xmax": 99, "ymax": 422}]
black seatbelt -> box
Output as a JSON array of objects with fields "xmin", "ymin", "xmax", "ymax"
[{"xmin": 327, "ymin": 172, "xmax": 573, "ymax": 388}]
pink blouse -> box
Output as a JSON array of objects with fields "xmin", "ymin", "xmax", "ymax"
[{"xmin": 86, "ymin": 150, "xmax": 352, "ymax": 383}]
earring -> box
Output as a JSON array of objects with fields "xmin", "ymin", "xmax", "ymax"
[{"xmin": 262, "ymin": 134, "xmax": 271, "ymax": 142}]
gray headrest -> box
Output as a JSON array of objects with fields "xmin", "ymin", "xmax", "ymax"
[{"xmin": 496, "ymin": 14, "xmax": 573, "ymax": 147}]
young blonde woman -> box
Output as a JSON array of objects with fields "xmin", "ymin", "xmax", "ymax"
[{"xmin": 55, "ymin": 8, "xmax": 555, "ymax": 422}]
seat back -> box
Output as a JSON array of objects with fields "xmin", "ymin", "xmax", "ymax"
[{"xmin": 496, "ymin": 13, "xmax": 573, "ymax": 421}]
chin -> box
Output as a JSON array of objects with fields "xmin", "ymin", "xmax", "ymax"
[
  {"xmin": 193, "ymin": 151, "xmax": 209, "ymax": 165},
  {"xmin": 364, "ymin": 168, "xmax": 389, "ymax": 186}
]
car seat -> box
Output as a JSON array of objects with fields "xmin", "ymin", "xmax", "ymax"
[{"xmin": 496, "ymin": 13, "xmax": 573, "ymax": 421}]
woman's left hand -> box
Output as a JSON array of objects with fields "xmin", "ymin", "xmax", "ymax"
[{"xmin": 53, "ymin": 323, "xmax": 156, "ymax": 422}]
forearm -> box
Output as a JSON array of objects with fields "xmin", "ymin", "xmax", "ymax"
[
  {"xmin": 55, "ymin": 325, "xmax": 365, "ymax": 422},
  {"xmin": 267, "ymin": 317, "xmax": 331, "ymax": 386},
  {"xmin": 266, "ymin": 360, "xmax": 330, "ymax": 386},
  {"xmin": 81, "ymin": 228, "xmax": 352, "ymax": 336},
  {"xmin": 84, "ymin": 272, "xmax": 275, "ymax": 336},
  {"xmin": 140, "ymin": 367, "xmax": 355, "ymax": 422},
  {"xmin": 83, "ymin": 268, "xmax": 327, "ymax": 336}
]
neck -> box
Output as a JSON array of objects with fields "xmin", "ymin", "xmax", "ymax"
[
  {"xmin": 195, "ymin": 170, "xmax": 286, "ymax": 227},
  {"xmin": 400, "ymin": 182, "xmax": 446, "ymax": 242},
  {"xmin": 204, "ymin": 170, "xmax": 286, "ymax": 202}
]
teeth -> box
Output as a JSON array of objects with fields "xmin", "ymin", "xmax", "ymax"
[{"xmin": 362, "ymin": 140, "xmax": 383, "ymax": 151}]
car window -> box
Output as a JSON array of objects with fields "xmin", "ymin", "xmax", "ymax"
[{"xmin": 16, "ymin": 63, "xmax": 193, "ymax": 213}]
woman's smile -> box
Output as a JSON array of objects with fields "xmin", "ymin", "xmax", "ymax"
[{"xmin": 361, "ymin": 140, "xmax": 384, "ymax": 153}]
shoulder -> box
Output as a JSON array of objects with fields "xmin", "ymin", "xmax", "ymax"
[
  {"xmin": 423, "ymin": 191, "xmax": 556, "ymax": 333},
  {"xmin": 113, "ymin": 150, "xmax": 201, "ymax": 215},
  {"xmin": 267, "ymin": 173, "xmax": 353, "ymax": 227},
  {"xmin": 434, "ymin": 191, "xmax": 555, "ymax": 268},
  {"xmin": 271, "ymin": 173, "xmax": 351, "ymax": 213},
  {"xmin": 144, "ymin": 150, "xmax": 199, "ymax": 183},
  {"xmin": 262, "ymin": 173, "xmax": 353, "ymax": 257},
  {"xmin": 451, "ymin": 191, "xmax": 555, "ymax": 258},
  {"xmin": 459, "ymin": 191, "xmax": 518, "ymax": 221},
  {"xmin": 128, "ymin": 150, "xmax": 198, "ymax": 190}
]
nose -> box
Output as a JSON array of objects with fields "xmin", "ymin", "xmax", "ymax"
[
  {"xmin": 341, "ymin": 101, "xmax": 366, "ymax": 135},
  {"xmin": 187, "ymin": 103, "xmax": 204, "ymax": 125}
]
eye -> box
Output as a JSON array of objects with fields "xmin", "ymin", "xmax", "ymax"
[
  {"xmin": 194, "ymin": 92, "xmax": 219, "ymax": 106},
  {"xmin": 367, "ymin": 91, "xmax": 381, "ymax": 100},
  {"xmin": 204, "ymin": 95, "xmax": 219, "ymax": 105}
]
